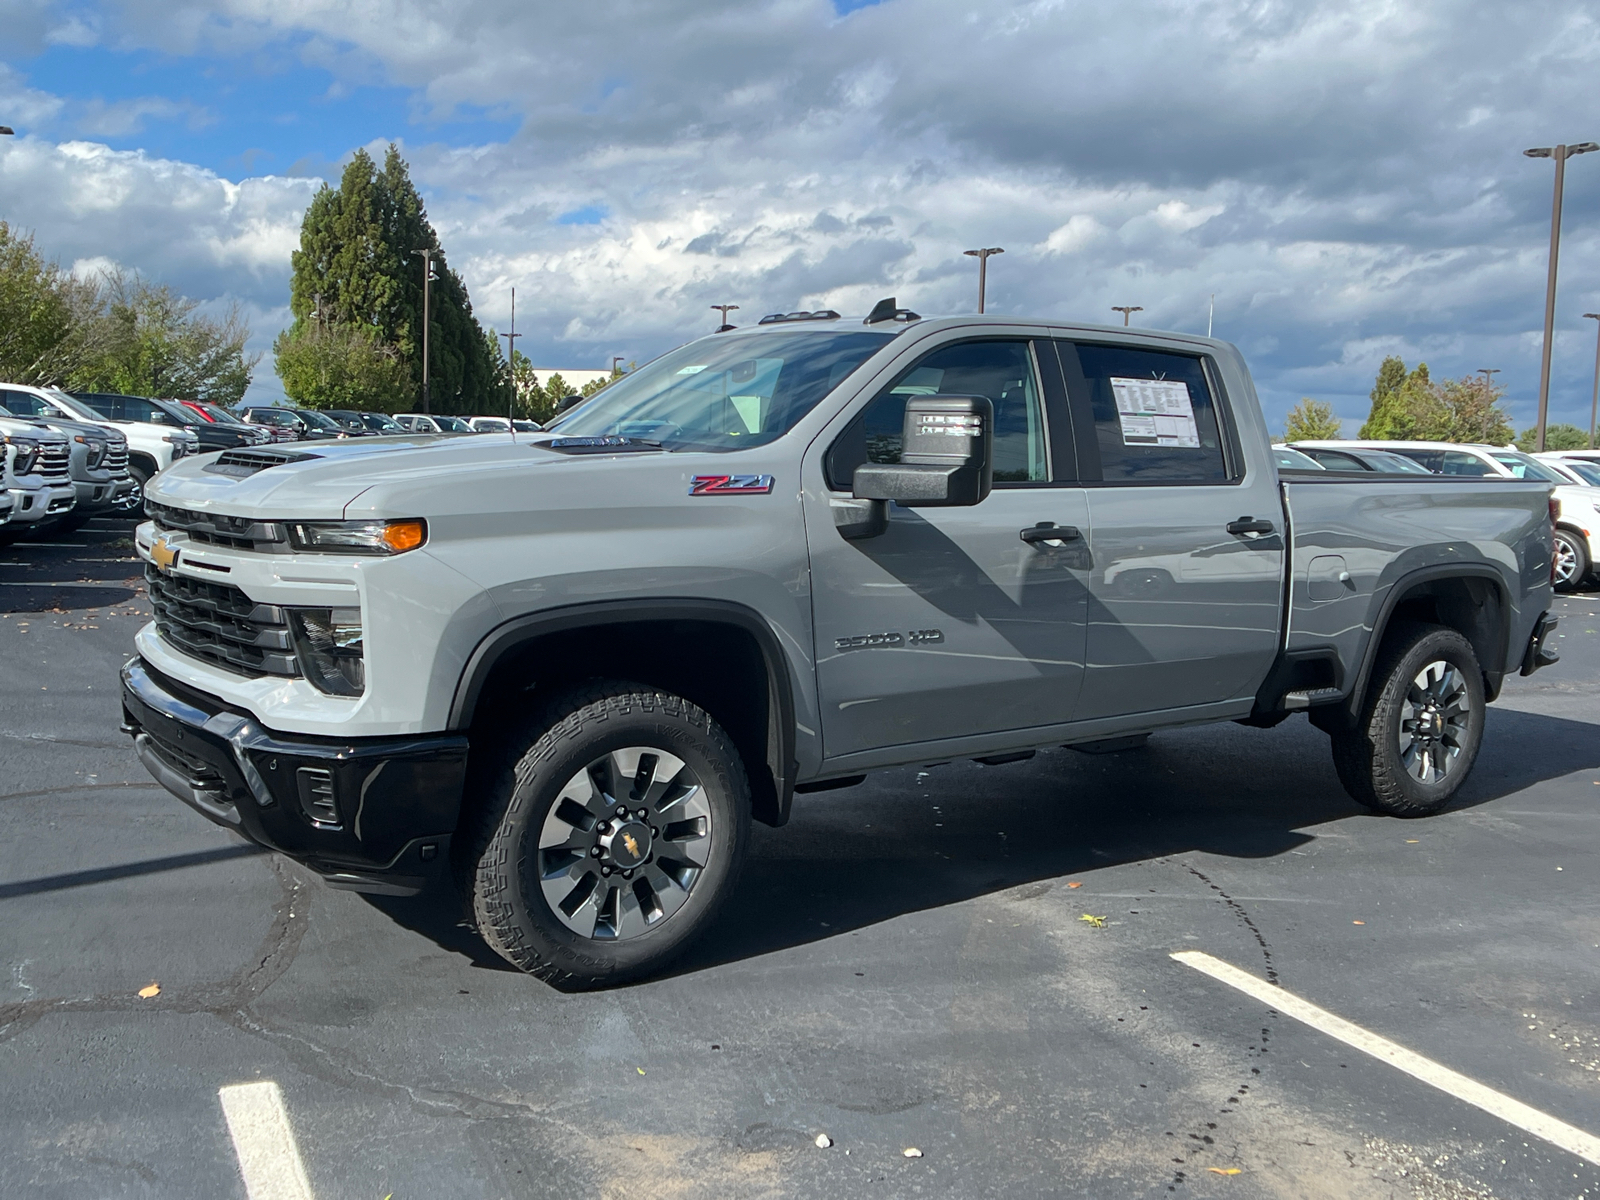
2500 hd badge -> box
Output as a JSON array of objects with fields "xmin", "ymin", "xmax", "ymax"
[{"xmin": 835, "ymin": 628, "xmax": 944, "ymax": 650}]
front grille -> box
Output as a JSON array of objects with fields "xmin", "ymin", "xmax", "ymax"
[
  {"xmin": 39, "ymin": 443, "xmax": 70, "ymax": 482},
  {"xmin": 104, "ymin": 443, "xmax": 129, "ymax": 474},
  {"xmin": 147, "ymin": 501, "xmax": 288, "ymax": 553},
  {"xmin": 145, "ymin": 563, "xmax": 298, "ymax": 678},
  {"xmin": 204, "ymin": 448, "xmax": 321, "ymax": 479}
]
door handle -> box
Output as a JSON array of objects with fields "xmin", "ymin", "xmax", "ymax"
[
  {"xmin": 1226, "ymin": 517, "xmax": 1275, "ymax": 536},
  {"xmin": 1020, "ymin": 523, "xmax": 1082, "ymax": 545}
]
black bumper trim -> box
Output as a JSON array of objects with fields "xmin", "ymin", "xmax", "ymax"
[
  {"xmin": 1521, "ymin": 612, "xmax": 1560, "ymax": 676},
  {"xmin": 121, "ymin": 657, "xmax": 468, "ymax": 891}
]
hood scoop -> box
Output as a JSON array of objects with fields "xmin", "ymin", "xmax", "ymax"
[{"xmin": 204, "ymin": 449, "xmax": 324, "ymax": 478}]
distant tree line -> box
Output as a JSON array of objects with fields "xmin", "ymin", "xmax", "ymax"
[
  {"xmin": 0, "ymin": 222, "xmax": 257, "ymax": 404},
  {"xmin": 1284, "ymin": 356, "xmax": 1518, "ymax": 446}
]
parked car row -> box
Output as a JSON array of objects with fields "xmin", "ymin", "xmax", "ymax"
[{"xmin": 1278, "ymin": 438, "xmax": 1600, "ymax": 592}]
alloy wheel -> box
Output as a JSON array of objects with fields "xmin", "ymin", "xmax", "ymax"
[
  {"xmin": 1553, "ymin": 534, "xmax": 1580, "ymax": 586},
  {"xmin": 535, "ymin": 747, "xmax": 713, "ymax": 940},
  {"xmin": 1397, "ymin": 659, "xmax": 1471, "ymax": 785}
]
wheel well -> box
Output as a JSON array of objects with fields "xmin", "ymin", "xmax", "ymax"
[
  {"xmin": 127, "ymin": 451, "xmax": 157, "ymax": 476},
  {"xmin": 461, "ymin": 617, "xmax": 790, "ymax": 828},
  {"xmin": 1316, "ymin": 571, "xmax": 1509, "ymax": 735}
]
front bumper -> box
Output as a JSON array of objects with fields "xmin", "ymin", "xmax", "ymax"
[
  {"xmin": 74, "ymin": 475, "xmax": 135, "ymax": 512},
  {"xmin": 8, "ymin": 483, "xmax": 76, "ymax": 524},
  {"xmin": 120, "ymin": 657, "xmax": 469, "ymax": 895}
]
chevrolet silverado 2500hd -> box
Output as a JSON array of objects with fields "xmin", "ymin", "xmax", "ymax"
[{"xmin": 121, "ymin": 312, "xmax": 1560, "ymax": 986}]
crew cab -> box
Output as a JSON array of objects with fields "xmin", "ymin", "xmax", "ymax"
[
  {"xmin": 121, "ymin": 312, "xmax": 1560, "ymax": 986},
  {"xmin": 0, "ymin": 414, "xmax": 75, "ymax": 538},
  {"xmin": 0, "ymin": 385, "xmax": 133, "ymax": 532}
]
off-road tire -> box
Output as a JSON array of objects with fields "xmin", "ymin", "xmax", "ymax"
[
  {"xmin": 1553, "ymin": 527, "xmax": 1589, "ymax": 592},
  {"xmin": 463, "ymin": 680, "xmax": 750, "ymax": 988},
  {"xmin": 1331, "ymin": 623, "xmax": 1485, "ymax": 817}
]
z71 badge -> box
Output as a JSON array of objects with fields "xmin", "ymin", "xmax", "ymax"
[{"xmin": 689, "ymin": 474, "xmax": 775, "ymax": 496}]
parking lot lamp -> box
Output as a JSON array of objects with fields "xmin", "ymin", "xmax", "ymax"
[
  {"xmin": 0, "ymin": 126, "xmax": 13, "ymax": 136},
  {"xmin": 413, "ymin": 248, "xmax": 434, "ymax": 414},
  {"xmin": 963, "ymin": 248, "xmax": 1003, "ymax": 314},
  {"xmin": 1525, "ymin": 142, "xmax": 1599, "ymax": 451},
  {"xmin": 711, "ymin": 304, "xmax": 738, "ymax": 332},
  {"xmin": 1585, "ymin": 314, "xmax": 1600, "ymax": 449},
  {"xmin": 1112, "ymin": 305, "xmax": 1143, "ymax": 326}
]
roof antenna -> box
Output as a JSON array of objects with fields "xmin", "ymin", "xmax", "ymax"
[
  {"xmin": 864, "ymin": 297, "xmax": 897, "ymax": 325},
  {"xmin": 500, "ymin": 288, "xmax": 521, "ymax": 442}
]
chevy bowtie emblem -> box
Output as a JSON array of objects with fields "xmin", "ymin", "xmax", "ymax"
[
  {"xmin": 622, "ymin": 832, "xmax": 641, "ymax": 858},
  {"xmin": 149, "ymin": 533, "xmax": 179, "ymax": 573}
]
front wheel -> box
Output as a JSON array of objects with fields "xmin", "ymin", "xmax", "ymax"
[
  {"xmin": 1330, "ymin": 624, "xmax": 1485, "ymax": 817},
  {"xmin": 112, "ymin": 465, "xmax": 150, "ymax": 517},
  {"xmin": 463, "ymin": 681, "xmax": 750, "ymax": 987},
  {"xmin": 1553, "ymin": 527, "xmax": 1590, "ymax": 592}
]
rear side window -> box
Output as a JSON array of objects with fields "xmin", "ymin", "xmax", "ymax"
[
  {"xmin": 1067, "ymin": 343, "xmax": 1228, "ymax": 483},
  {"xmin": 1437, "ymin": 451, "xmax": 1493, "ymax": 476},
  {"xmin": 1299, "ymin": 447, "xmax": 1368, "ymax": 470},
  {"xmin": 2, "ymin": 390, "xmax": 48, "ymax": 417},
  {"xmin": 825, "ymin": 339, "xmax": 1047, "ymax": 490}
]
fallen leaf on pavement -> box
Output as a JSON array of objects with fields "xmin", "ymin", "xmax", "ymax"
[
  {"xmin": 1079, "ymin": 914, "xmax": 1106, "ymax": 928},
  {"xmin": 137, "ymin": 983, "xmax": 160, "ymax": 998},
  {"xmin": 903, "ymin": 1147, "xmax": 923, "ymax": 1158},
  {"xmin": 815, "ymin": 1134, "xmax": 833, "ymax": 1148},
  {"xmin": 1208, "ymin": 1167, "xmax": 1242, "ymax": 1175},
  {"xmin": 636, "ymin": 1067, "xmax": 646, "ymax": 1075},
  {"xmin": 1067, "ymin": 881, "xmax": 1083, "ymax": 888},
  {"xmin": 1352, "ymin": 920, "xmax": 1364, "ymax": 925}
]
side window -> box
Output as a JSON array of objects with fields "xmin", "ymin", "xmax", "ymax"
[
  {"xmin": 824, "ymin": 339, "xmax": 1047, "ymax": 489},
  {"xmin": 118, "ymin": 397, "xmax": 163, "ymax": 423},
  {"xmin": 1304, "ymin": 448, "xmax": 1366, "ymax": 470},
  {"xmin": 1067, "ymin": 343, "xmax": 1228, "ymax": 483},
  {"xmin": 1438, "ymin": 451, "xmax": 1493, "ymax": 476},
  {"xmin": 2, "ymin": 390, "xmax": 44, "ymax": 417}
]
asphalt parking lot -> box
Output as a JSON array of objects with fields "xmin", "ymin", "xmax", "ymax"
[{"xmin": 3, "ymin": 520, "xmax": 1600, "ymax": 1199}]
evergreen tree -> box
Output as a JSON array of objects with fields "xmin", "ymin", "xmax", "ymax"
[
  {"xmin": 1516, "ymin": 423, "xmax": 1589, "ymax": 451},
  {"xmin": 1359, "ymin": 358, "xmax": 1443, "ymax": 439},
  {"xmin": 1284, "ymin": 398, "xmax": 1342, "ymax": 441},
  {"xmin": 282, "ymin": 144, "xmax": 494, "ymax": 413}
]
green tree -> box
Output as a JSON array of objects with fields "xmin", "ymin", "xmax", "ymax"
[
  {"xmin": 74, "ymin": 271, "xmax": 257, "ymax": 405},
  {"xmin": 1284, "ymin": 398, "xmax": 1342, "ymax": 441},
  {"xmin": 0, "ymin": 222, "xmax": 106, "ymax": 386},
  {"xmin": 273, "ymin": 321, "xmax": 413, "ymax": 411},
  {"xmin": 1358, "ymin": 357, "xmax": 1443, "ymax": 439},
  {"xmin": 283, "ymin": 145, "xmax": 495, "ymax": 414},
  {"xmin": 1434, "ymin": 375, "xmax": 1512, "ymax": 445},
  {"xmin": 1516, "ymin": 423, "xmax": 1589, "ymax": 451}
]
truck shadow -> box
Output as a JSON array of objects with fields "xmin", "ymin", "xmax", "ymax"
[
  {"xmin": 0, "ymin": 519, "xmax": 143, "ymax": 612},
  {"xmin": 362, "ymin": 705, "xmax": 1600, "ymax": 984},
  {"xmin": 664, "ymin": 704, "xmax": 1600, "ymax": 979}
]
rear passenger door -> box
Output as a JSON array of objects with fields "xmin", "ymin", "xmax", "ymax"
[{"xmin": 1055, "ymin": 339, "xmax": 1284, "ymax": 719}]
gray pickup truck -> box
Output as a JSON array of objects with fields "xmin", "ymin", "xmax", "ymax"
[{"xmin": 121, "ymin": 311, "xmax": 1559, "ymax": 985}]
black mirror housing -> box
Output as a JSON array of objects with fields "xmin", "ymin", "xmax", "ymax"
[{"xmin": 852, "ymin": 395, "xmax": 994, "ymax": 507}]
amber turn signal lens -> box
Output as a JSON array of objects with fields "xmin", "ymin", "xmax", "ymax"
[{"xmin": 381, "ymin": 519, "xmax": 427, "ymax": 552}]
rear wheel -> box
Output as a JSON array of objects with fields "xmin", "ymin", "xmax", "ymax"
[
  {"xmin": 463, "ymin": 681, "xmax": 750, "ymax": 987},
  {"xmin": 1331, "ymin": 624, "xmax": 1485, "ymax": 817},
  {"xmin": 1552, "ymin": 527, "xmax": 1589, "ymax": 592}
]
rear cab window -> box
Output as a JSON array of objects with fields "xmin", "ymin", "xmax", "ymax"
[{"xmin": 1056, "ymin": 341, "xmax": 1233, "ymax": 483}]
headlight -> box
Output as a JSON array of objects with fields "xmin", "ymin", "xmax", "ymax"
[
  {"xmin": 288, "ymin": 519, "xmax": 427, "ymax": 555},
  {"xmin": 288, "ymin": 607, "xmax": 365, "ymax": 696},
  {"xmin": 7, "ymin": 437, "xmax": 40, "ymax": 476},
  {"xmin": 76, "ymin": 436, "xmax": 107, "ymax": 469}
]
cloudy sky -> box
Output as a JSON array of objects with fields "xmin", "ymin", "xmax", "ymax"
[{"xmin": 2, "ymin": 0, "xmax": 1599, "ymax": 431}]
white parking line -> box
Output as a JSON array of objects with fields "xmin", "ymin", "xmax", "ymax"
[
  {"xmin": 218, "ymin": 1081, "xmax": 316, "ymax": 1200},
  {"xmin": 1172, "ymin": 950, "xmax": 1600, "ymax": 1167}
]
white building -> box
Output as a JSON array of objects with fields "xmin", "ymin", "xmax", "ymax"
[{"xmin": 529, "ymin": 368, "xmax": 614, "ymax": 392}]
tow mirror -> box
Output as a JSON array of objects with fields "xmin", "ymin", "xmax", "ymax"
[{"xmin": 836, "ymin": 395, "xmax": 993, "ymax": 540}]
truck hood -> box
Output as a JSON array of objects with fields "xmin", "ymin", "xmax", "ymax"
[{"xmin": 145, "ymin": 433, "xmax": 636, "ymax": 518}]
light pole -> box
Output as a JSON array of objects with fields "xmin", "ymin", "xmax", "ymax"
[
  {"xmin": 1585, "ymin": 314, "xmax": 1600, "ymax": 449},
  {"xmin": 711, "ymin": 304, "xmax": 738, "ymax": 331},
  {"xmin": 1525, "ymin": 141, "xmax": 1599, "ymax": 451},
  {"xmin": 611, "ymin": 356, "xmax": 625, "ymax": 376},
  {"xmin": 500, "ymin": 288, "xmax": 521, "ymax": 433},
  {"xmin": 1112, "ymin": 305, "xmax": 1143, "ymax": 326},
  {"xmin": 0, "ymin": 127, "xmax": 13, "ymax": 136},
  {"xmin": 413, "ymin": 247, "xmax": 435, "ymax": 414},
  {"xmin": 963, "ymin": 248, "xmax": 1003, "ymax": 313},
  {"xmin": 1477, "ymin": 368, "xmax": 1500, "ymax": 385}
]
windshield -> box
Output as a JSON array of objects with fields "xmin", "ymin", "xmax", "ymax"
[
  {"xmin": 1490, "ymin": 451, "xmax": 1564, "ymax": 483},
  {"xmin": 361, "ymin": 412, "xmax": 404, "ymax": 431},
  {"xmin": 296, "ymin": 409, "xmax": 341, "ymax": 432},
  {"xmin": 1557, "ymin": 458, "xmax": 1600, "ymax": 486},
  {"xmin": 1273, "ymin": 446, "xmax": 1324, "ymax": 470},
  {"xmin": 199, "ymin": 403, "xmax": 246, "ymax": 425},
  {"xmin": 1363, "ymin": 450, "xmax": 1432, "ymax": 474},
  {"xmin": 550, "ymin": 329, "xmax": 895, "ymax": 450}
]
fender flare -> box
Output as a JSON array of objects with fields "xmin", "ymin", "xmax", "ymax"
[
  {"xmin": 449, "ymin": 598, "xmax": 798, "ymax": 826},
  {"xmin": 1339, "ymin": 563, "xmax": 1513, "ymax": 724}
]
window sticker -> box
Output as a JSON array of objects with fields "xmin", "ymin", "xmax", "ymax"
[
  {"xmin": 1110, "ymin": 377, "xmax": 1200, "ymax": 448},
  {"xmin": 676, "ymin": 364, "xmax": 709, "ymax": 375}
]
